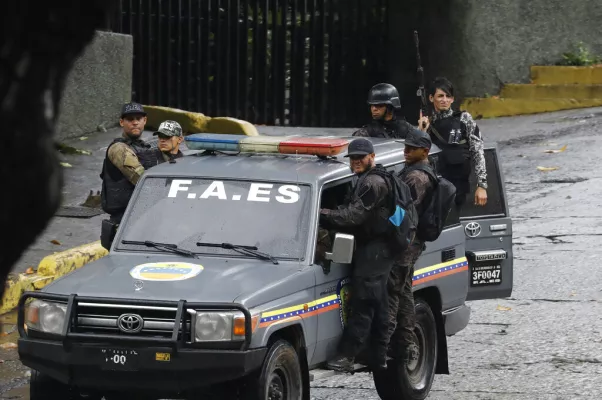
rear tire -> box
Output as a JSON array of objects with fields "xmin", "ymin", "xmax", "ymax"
[{"xmin": 373, "ymin": 298, "xmax": 438, "ymax": 400}]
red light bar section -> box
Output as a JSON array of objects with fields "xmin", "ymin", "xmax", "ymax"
[{"xmin": 279, "ymin": 138, "xmax": 349, "ymax": 156}]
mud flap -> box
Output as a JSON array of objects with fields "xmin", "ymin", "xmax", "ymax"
[{"xmin": 434, "ymin": 310, "xmax": 449, "ymax": 375}]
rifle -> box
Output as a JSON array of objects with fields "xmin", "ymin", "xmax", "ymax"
[{"xmin": 413, "ymin": 30, "xmax": 428, "ymax": 129}]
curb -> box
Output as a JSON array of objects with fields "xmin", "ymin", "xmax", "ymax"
[
  {"xmin": 1, "ymin": 241, "xmax": 108, "ymax": 315},
  {"xmin": 144, "ymin": 105, "xmax": 259, "ymax": 136},
  {"xmin": 460, "ymin": 97, "xmax": 602, "ymax": 119},
  {"xmin": 531, "ymin": 65, "xmax": 602, "ymax": 85}
]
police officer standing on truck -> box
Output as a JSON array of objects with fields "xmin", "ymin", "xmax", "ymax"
[
  {"xmin": 141, "ymin": 120, "xmax": 185, "ymax": 167},
  {"xmin": 353, "ymin": 83, "xmax": 422, "ymax": 139},
  {"xmin": 319, "ymin": 138, "xmax": 395, "ymax": 372},
  {"xmin": 387, "ymin": 128, "xmax": 435, "ymax": 363},
  {"xmin": 420, "ymin": 77, "xmax": 488, "ymax": 207},
  {"xmin": 99, "ymin": 102, "xmax": 151, "ymax": 249}
]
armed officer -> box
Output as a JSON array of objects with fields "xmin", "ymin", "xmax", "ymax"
[
  {"xmin": 99, "ymin": 102, "xmax": 152, "ymax": 249},
  {"xmin": 353, "ymin": 83, "xmax": 420, "ymax": 139},
  {"xmin": 320, "ymin": 138, "xmax": 395, "ymax": 372},
  {"xmin": 422, "ymin": 77, "xmax": 488, "ymax": 207}
]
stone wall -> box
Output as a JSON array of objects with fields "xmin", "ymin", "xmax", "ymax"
[
  {"xmin": 55, "ymin": 31, "xmax": 133, "ymax": 140},
  {"xmin": 388, "ymin": 0, "xmax": 602, "ymax": 119}
]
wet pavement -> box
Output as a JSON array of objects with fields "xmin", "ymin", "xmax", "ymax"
[{"xmin": 2, "ymin": 107, "xmax": 602, "ymax": 398}]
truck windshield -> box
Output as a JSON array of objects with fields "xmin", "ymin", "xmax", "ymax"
[{"xmin": 117, "ymin": 177, "xmax": 311, "ymax": 260}]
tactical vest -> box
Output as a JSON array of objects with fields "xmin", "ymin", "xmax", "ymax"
[
  {"xmin": 100, "ymin": 137, "xmax": 150, "ymax": 216},
  {"xmin": 144, "ymin": 148, "xmax": 185, "ymax": 168},
  {"xmin": 363, "ymin": 118, "xmax": 411, "ymax": 139},
  {"xmin": 429, "ymin": 111, "xmax": 471, "ymax": 188}
]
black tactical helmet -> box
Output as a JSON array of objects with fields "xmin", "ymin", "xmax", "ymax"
[{"xmin": 367, "ymin": 83, "xmax": 401, "ymax": 109}]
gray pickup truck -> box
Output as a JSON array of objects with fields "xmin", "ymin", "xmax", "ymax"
[{"xmin": 17, "ymin": 134, "xmax": 513, "ymax": 400}]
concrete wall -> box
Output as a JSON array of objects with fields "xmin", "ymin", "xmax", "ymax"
[
  {"xmin": 55, "ymin": 31, "xmax": 133, "ymax": 140},
  {"xmin": 388, "ymin": 0, "xmax": 602, "ymax": 118}
]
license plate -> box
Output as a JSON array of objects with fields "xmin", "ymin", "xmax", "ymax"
[
  {"xmin": 470, "ymin": 264, "xmax": 502, "ymax": 287},
  {"xmin": 100, "ymin": 348, "xmax": 140, "ymax": 371}
]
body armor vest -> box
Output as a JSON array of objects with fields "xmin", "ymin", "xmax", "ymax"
[
  {"xmin": 429, "ymin": 111, "xmax": 471, "ymax": 189},
  {"xmin": 100, "ymin": 137, "xmax": 150, "ymax": 216},
  {"xmin": 363, "ymin": 118, "xmax": 411, "ymax": 139}
]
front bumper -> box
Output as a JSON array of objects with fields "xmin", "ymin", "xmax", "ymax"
[
  {"xmin": 17, "ymin": 292, "xmax": 267, "ymax": 393},
  {"xmin": 19, "ymin": 338, "xmax": 266, "ymax": 392}
]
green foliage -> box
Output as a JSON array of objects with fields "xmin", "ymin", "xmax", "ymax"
[{"xmin": 557, "ymin": 42, "xmax": 602, "ymax": 66}]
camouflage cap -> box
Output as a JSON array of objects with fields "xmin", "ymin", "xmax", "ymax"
[{"xmin": 153, "ymin": 120, "xmax": 183, "ymax": 137}]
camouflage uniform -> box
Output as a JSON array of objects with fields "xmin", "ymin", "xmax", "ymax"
[
  {"xmin": 387, "ymin": 159, "xmax": 434, "ymax": 359},
  {"xmin": 107, "ymin": 142, "xmax": 146, "ymax": 185},
  {"xmin": 314, "ymin": 227, "xmax": 333, "ymax": 268}
]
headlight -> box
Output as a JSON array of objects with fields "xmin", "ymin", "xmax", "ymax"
[
  {"xmin": 25, "ymin": 299, "xmax": 67, "ymax": 335},
  {"xmin": 193, "ymin": 311, "xmax": 259, "ymax": 342}
]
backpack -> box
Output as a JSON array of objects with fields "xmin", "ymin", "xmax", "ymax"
[
  {"xmin": 402, "ymin": 164, "xmax": 456, "ymax": 242},
  {"xmin": 368, "ymin": 167, "xmax": 419, "ymax": 253}
]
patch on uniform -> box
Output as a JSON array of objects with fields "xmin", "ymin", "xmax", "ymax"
[
  {"xmin": 129, "ymin": 262, "xmax": 203, "ymax": 281},
  {"xmin": 337, "ymin": 277, "xmax": 351, "ymax": 329}
]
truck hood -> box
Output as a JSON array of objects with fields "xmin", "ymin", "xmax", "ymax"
[{"xmin": 43, "ymin": 253, "xmax": 311, "ymax": 305}]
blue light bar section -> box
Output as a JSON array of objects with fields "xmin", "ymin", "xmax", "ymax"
[{"xmin": 185, "ymin": 133, "xmax": 242, "ymax": 152}]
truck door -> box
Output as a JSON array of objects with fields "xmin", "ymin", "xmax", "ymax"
[
  {"xmin": 459, "ymin": 146, "xmax": 513, "ymax": 301},
  {"xmin": 311, "ymin": 178, "xmax": 353, "ymax": 365}
]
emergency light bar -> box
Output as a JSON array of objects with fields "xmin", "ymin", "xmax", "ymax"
[{"xmin": 185, "ymin": 133, "xmax": 349, "ymax": 157}]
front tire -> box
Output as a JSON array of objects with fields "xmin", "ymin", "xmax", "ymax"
[
  {"xmin": 373, "ymin": 297, "xmax": 438, "ymax": 400},
  {"xmin": 250, "ymin": 339, "xmax": 303, "ymax": 400}
]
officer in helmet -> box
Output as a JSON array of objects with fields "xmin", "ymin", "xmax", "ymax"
[{"xmin": 353, "ymin": 83, "xmax": 424, "ymax": 139}]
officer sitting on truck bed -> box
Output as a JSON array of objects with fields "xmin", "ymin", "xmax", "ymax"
[
  {"xmin": 319, "ymin": 138, "xmax": 395, "ymax": 372},
  {"xmin": 421, "ymin": 77, "xmax": 488, "ymax": 208},
  {"xmin": 353, "ymin": 83, "xmax": 429, "ymax": 139}
]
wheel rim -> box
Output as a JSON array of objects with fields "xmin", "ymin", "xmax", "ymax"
[
  {"xmin": 406, "ymin": 320, "xmax": 429, "ymax": 390},
  {"xmin": 268, "ymin": 368, "xmax": 288, "ymax": 400}
]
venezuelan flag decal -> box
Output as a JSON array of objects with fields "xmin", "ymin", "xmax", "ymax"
[
  {"xmin": 413, "ymin": 257, "xmax": 468, "ymax": 286},
  {"xmin": 259, "ymin": 295, "xmax": 340, "ymax": 328},
  {"xmin": 258, "ymin": 257, "xmax": 469, "ymax": 328},
  {"xmin": 129, "ymin": 262, "xmax": 204, "ymax": 281}
]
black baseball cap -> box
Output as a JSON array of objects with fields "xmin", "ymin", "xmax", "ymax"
[
  {"xmin": 121, "ymin": 102, "xmax": 147, "ymax": 117},
  {"xmin": 404, "ymin": 127, "xmax": 432, "ymax": 149},
  {"xmin": 345, "ymin": 138, "xmax": 375, "ymax": 157}
]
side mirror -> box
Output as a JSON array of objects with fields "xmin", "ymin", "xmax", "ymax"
[{"xmin": 325, "ymin": 233, "xmax": 355, "ymax": 264}]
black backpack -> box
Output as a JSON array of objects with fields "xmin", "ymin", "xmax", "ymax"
[
  {"xmin": 402, "ymin": 164, "xmax": 456, "ymax": 242},
  {"xmin": 369, "ymin": 167, "xmax": 419, "ymax": 253}
]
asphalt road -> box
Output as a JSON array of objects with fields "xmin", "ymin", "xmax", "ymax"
[{"xmin": 2, "ymin": 107, "xmax": 602, "ymax": 399}]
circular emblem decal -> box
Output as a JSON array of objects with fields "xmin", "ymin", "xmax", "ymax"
[
  {"xmin": 129, "ymin": 262, "xmax": 204, "ymax": 281},
  {"xmin": 337, "ymin": 278, "xmax": 351, "ymax": 329},
  {"xmin": 117, "ymin": 313, "xmax": 144, "ymax": 333},
  {"xmin": 465, "ymin": 222, "xmax": 482, "ymax": 238}
]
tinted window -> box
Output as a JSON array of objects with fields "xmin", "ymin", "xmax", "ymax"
[
  {"xmin": 117, "ymin": 177, "xmax": 312, "ymax": 260},
  {"xmin": 459, "ymin": 149, "xmax": 506, "ymax": 219}
]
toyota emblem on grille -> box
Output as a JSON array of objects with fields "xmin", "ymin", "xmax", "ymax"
[
  {"xmin": 117, "ymin": 314, "xmax": 144, "ymax": 333},
  {"xmin": 465, "ymin": 222, "xmax": 482, "ymax": 238}
]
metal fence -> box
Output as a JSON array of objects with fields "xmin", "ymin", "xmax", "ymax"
[{"xmin": 108, "ymin": 0, "xmax": 389, "ymax": 127}]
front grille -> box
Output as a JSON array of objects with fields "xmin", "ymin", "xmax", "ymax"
[{"xmin": 74, "ymin": 303, "xmax": 192, "ymax": 342}]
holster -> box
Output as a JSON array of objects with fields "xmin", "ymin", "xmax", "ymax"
[{"xmin": 100, "ymin": 219, "xmax": 118, "ymax": 250}]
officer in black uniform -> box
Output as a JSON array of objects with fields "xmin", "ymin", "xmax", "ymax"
[
  {"xmin": 422, "ymin": 77, "xmax": 488, "ymax": 208},
  {"xmin": 319, "ymin": 138, "xmax": 395, "ymax": 372},
  {"xmin": 353, "ymin": 83, "xmax": 424, "ymax": 139},
  {"xmin": 99, "ymin": 102, "xmax": 151, "ymax": 249}
]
